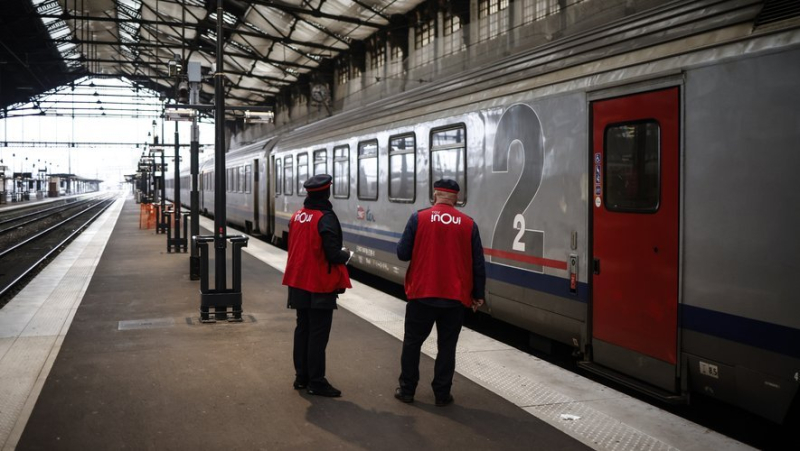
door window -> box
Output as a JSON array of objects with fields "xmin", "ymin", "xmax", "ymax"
[{"xmin": 604, "ymin": 121, "xmax": 660, "ymax": 212}]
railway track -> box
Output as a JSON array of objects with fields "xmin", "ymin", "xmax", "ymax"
[{"xmin": 0, "ymin": 194, "xmax": 117, "ymax": 306}]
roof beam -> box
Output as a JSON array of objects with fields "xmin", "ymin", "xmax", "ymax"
[
  {"xmin": 40, "ymin": 13, "xmax": 346, "ymax": 53},
  {"xmin": 247, "ymin": 0, "xmax": 384, "ymax": 29},
  {"xmin": 50, "ymin": 38, "xmax": 317, "ymax": 70},
  {"xmin": 351, "ymin": 0, "xmax": 392, "ymax": 22}
]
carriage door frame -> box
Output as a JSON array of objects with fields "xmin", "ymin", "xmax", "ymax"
[
  {"xmin": 590, "ymin": 86, "xmax": 681, "ymax": 393},
  {"xmin": 253, "ymin": 158, "xmax": 260, "ymax": 233}
]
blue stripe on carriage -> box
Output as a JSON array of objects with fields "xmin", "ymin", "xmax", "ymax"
[
  {"xmin": 486, "ymin": 261, "xmax": 588, "ymax": 303},
  {"xmin": 339, "ymin": 229, "xmax": 588, "ymax": 303},
  {"xmin": 681, "ymin": 304, "xmax": 800, "ymax": 360},
  {"xmin": 280, "ymin": 216, "xmax": 800, "ymax": 359},
  {"xmin": 341, "ymin": 222, "xmax": 404, "ymax": 239},
  {"xmin": 342, "ymin": 230, "xmax": 399, "ymax": 254},
  {"xmin": 276, "ymin": 216, "xmax": 403, "ymax": 240}
]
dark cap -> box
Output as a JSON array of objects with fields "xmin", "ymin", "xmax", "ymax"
[
  {"xmin": 304, "ymin": 174, "xmax": 332, "ymax": 192},
  {"xmin": 433, "ymin": 178, "xmax": 460, "ymax": 193}
]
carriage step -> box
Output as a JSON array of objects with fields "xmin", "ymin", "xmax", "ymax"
[{"xmin": 577, "ymin": 361, "xmax": 688, "ymax": 404}]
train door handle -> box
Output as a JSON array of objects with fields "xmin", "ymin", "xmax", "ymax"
[{"xmin": 593, "ymin": 258, "xmax": 600, "ymax": 275}]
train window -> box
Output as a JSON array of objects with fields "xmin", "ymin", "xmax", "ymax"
[
  {"xmin": 313, "ymin": 149, "xmax": 327, "ymax": 175},
  {"xmin": 244, "ymin": 165, "xmax": 251, "ymax": 193},
  {"xmin": 297, "ymin": 153, "xmax": 309, "ymax": 195},
  {"xmin": 283, "ymin": 156, "xmax": 293, "ymax": 195},
  {"xmin": 430, "ymin": 125, "xmax": 467, "ymax": 205},
  {"xmin": 357, "ymin": 140, "xmax": 378, "ymax": 200},
  {"xmin": 333, "ymin": 145, "xmax": 350, "ymax": 199},
  {"xmin": 604, "ymin": 121, "xmax": 660, "ymax": 212},
  {"xmin": 227, "ymin": 168, "xmax": 232, "ymax": 192},
  {"xmin": 389, "ymin": 133, "xmax": 416, "ymax": 202},
  {"xmin": 275, "ymin": 158, "xmax": 282, "ymax": 195}
]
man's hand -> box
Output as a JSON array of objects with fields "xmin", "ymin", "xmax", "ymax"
[
  {"xmin": 471, "ymin": 298, "xmax": 484, "ymax": 313},
  {"xmin": 342, "ymin": 247, "xmax": 354, "ymax": 264}
]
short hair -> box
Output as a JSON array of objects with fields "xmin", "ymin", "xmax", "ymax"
[{"xmin": 434, "ymin": 190, "xmax": 458, "ymax": 203}]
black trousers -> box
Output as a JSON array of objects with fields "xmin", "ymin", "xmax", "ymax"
[
  {"xmin": 293, "ymin": 308, "xmax": 333, "ymax": 388},
  {"xmin": 399, "ymin": 301, "xmax": 464, "ymax": 399}
]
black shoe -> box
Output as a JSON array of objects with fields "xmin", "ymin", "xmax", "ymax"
[
  {"xmin": 293, "ymin": 378, "xmax": 308, "ymax": 390},
  {"xmin": 394, "ymin": 387, "xmax": 414, "ymax": 403},
  {"xmin": 307, "ymin": 383, "xmax": 341, "ymax": 397},
  {"xmin": 435, "ymin": 394, "xmax": 454, "ymax": 407}
]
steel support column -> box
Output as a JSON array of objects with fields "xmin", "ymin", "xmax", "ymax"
[
  {"xmin": 213, "ymin": 0, "xmax": 227, "ymax": 294},
  {"xmin": 189, "ymin": 80, "xmax": 201, "ymax": 279},
  {"xmin": 169, "ymin": 122, "xmax": 186, "ymax": 252}
]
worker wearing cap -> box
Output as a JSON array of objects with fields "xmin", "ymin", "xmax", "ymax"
[
  {"xmin": 283, "ymin": 174, "xmax": 352, "ymax": 397},
  {"xmin": 394, "ymin": 178, "xmax": 486, "ymax": 407}
]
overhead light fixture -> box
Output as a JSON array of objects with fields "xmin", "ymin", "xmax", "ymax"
[
  {"xmin": 168, "ymin": 53, "xmax": 182, "ymax": 77},
  {"xmin": 165, "ymin": 108, "xmax": 196, "ymax": 121},
  {"xmin": 244, "ymin": 110, "xmax": 274, "ymax": 124}
]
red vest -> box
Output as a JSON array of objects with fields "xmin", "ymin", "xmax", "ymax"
[
  {"xmin": 282, "ymin": 208, "xmax": 352, "ymax": 293},
  {"xmin": 405, "ymin": 204, "xmax": 474, "ymax": 307}
]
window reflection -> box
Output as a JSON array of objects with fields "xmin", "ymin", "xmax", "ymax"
[
  {"xmin": 430, "ymin": 126, "xmax": 466, "ymax": 204},
  {"xmin": 389, "ymin": 134, "xmax": 415, "ymax": 201},
  {"xmin": 297, "ymin": 153, "xmax": 309, "ymax": 194},
  {"xmin": 604, "ymin": 121, "xmax": 660, "ymax": 212},
  {"xmin": 358, "ymin": 140, "xmax": 378, "ymax": 200},
  {"xmin": 313, "ymin": 149, "xmax": 327, "ymax": 175},
  {"xmin": 275, "ymin": 158, "xmax": 282, "ymax": 195},
  {"xmin": 283, "ymin": 156, "xmax": 293, "ymax": 195},
  {"xmin": 333, "ymin": 145, "xmax": 349, "ymax": 198}
]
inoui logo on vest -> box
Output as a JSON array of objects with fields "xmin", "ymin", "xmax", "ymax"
[
  {"xmin": 430, "ymin": 212, "xmax": 461, "ymax": 225},
  {"xmin": 295, "ymin": 212, "xmax": 314, "ymax": 223}
]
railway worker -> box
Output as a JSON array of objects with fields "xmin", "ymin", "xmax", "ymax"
[
  {"xmin": 282, "ymin": 174, "xmax": 352, "ymax": 398},
  {"xmin": 394, "ymin": 178, "xmax": 486, "ymax": 407}
]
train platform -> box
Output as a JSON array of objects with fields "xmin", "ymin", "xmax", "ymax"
[
  {"xmin": 0, "ymin": 192, "xmax": 94, "ymax": 213},
  {"xmin": 0, "ymin": 196, "xmax": 752, "ymax": 450}
]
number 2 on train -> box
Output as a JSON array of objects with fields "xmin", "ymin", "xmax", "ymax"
[{"xmin": 490, "ymin": 104, "xmax": 545, "ymax": 273}]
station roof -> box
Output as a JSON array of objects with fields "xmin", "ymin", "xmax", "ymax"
[{"xmin": 1, "ymin": 0, "xmax": 425, "ymax": 114}]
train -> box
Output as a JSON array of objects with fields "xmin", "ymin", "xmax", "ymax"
[{"xmin": 166, "ymin": 0, "xmax": 800, "ymax": 423}]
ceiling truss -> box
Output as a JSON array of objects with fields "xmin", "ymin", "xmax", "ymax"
[{"xmin": 2, "ymin": 0, "xmax": 426, "ymax": 117}]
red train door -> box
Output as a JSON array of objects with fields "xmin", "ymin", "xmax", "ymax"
[{"xmin": 591, "ymin": 87, "xmax": 680, "ymax": 392}]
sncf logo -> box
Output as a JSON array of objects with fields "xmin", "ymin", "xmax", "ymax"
[
  {"xmin": 430, "ymin": 212, "xmax": 461, "ymax": 225},
  {"xmin": 294, "ymin": 212, "xmax": 314, "ymax": 223}
]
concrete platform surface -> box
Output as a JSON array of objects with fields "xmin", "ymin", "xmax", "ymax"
[
  {"xmin": 0, "ymin": 195, "xmax": 752, "ymax": 450},
  {"xmin": 9, "ymin": 197, "xmax": 588, "ymax": 451}
]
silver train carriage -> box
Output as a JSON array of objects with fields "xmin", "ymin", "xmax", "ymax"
[
  {"xmin": 168, "ymin": 142, "xmax": 272, "ymax": 236},
  {"xmin": 167, "ymin": 1, "xmax": 800, "ymax": 423}
]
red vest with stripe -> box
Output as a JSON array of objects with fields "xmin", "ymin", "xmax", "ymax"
[
  {"xmin": 405, "ymin": 204, "xmax": 474, "ymax": 307},
  {"xmin": 282, "ymin": 208, "xmax": 352, "ymax": 293}
]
